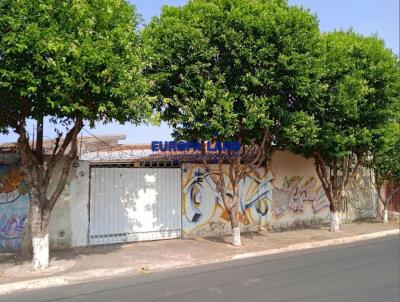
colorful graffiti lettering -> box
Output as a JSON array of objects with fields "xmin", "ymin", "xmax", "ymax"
[
  {"xmin": 0, "ymin": 214, "xmax": 26, "ymax": 237},
  {"xmin": 340, "ymin": 171, "xmax": 377, "ymax": 221},
  {"xmin": 0, "ymin": 165, "xmax": 29, "ymax": 252},
  {"xmin": 272, "ymin": 176, "xmax": 329, "ymax": 217},
  {"xmin": 182, "ymin": 162, "xmax": 336, "ymax": 236},
  {"xmin": 209, "ymin": 221, "xmax": 225, "ymax": 234},
  {"xmin": 182, "ymin": 164, "xmax": 273, "ymax": 236}
]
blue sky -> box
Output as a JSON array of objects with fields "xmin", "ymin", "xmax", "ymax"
[{"xmin": 1, "ymin": 0, "xmax": 398, "ymax": 144}]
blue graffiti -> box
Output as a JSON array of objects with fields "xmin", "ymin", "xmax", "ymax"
[{"xmin": 0, "ymin": 165, "xmax": 29, "ymax": 252}]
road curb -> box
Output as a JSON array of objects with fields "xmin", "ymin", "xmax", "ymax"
[
  {"xmin": 232, "ymin": 228, "xmax": 399, "ymax": 260},
  {"xmin": 0, "ymin": 267, "xmax": 137, "ymax": 296},
  {"xmin": 0, "ymin": 228, "xmax": 398, "ymax": 296}
]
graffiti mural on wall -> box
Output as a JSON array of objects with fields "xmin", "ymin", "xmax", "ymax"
[
  {"xmin": 182, "ymin": 163, "xmax": 334, "ymax": 236},
  {"xmin": 272, "ymin": 176, "xmax": 330, "ymax": 217},
  {"xmin": 340, "ymin": 171, "xmax": 377, "ymax": 221},
  {"xmin": 0, "ymin": 165, "xmax": 29, "ymax": 251},
  {"xmin": 182, "ymin": 164, "xmax": 273, "ymax": 236}
]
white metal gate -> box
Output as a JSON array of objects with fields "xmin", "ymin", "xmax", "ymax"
[{"xmin": 89, "ymin": 167, "xmax": 181, "ymax": 245}]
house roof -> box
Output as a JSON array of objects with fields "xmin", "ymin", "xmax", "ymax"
[
  {"xmin": 0, "ymin": 135, "xmax": 260, "ymax": 164},
  {"xmin": 0, "ymin": 143, "xmax": 17, "ymax": 153},
  {"xmin": 0, "ymin": 134, "xmax": 129, "ymax": 156},
  {"xmin": 137, "ymin": 149, "xmax": 258, "ymax": 164}
]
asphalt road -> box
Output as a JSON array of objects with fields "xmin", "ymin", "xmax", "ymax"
[{"xmin": 4, "ymin": 235, "xmax": 399, "ymax": 302}]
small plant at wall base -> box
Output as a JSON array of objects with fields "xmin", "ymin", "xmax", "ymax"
[
  {"xmin": 0, "ymin": 0, "xmax": 150, "ymax": 270},
  {"xmin": 143, "ymin": 0, "xmax": 322, "ymax": 245},
  {"xmin": 282, "ymin": 31, "xmax": 400, "ymax": 231}
]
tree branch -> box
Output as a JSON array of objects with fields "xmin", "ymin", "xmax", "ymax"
[
  {"xmin": 201, "ymin": 142, "xmax": 224, "ymax": 196},
  {"xmin": 239, "ymin": 128, "xmax": 270, "ymax": 179},
  {"xmin": 46, "ymin": 116, "xmax": 83, "ymax": 213},
  {"xmin": 387, "ymin": 185, "xmax": 400, "ymax": 206}
]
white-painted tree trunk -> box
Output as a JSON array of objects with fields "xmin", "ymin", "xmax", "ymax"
[
  {"xmin": 330, "ymin": 211, "xmax": 340, "ymax": 232},
  {"xmin": 32, "ymin": 234, "xmax": 49, "ymax": 270},
  {"xmin": 383, "ymin": 209, "xmax": 388, "ymax": 225},
  {"xmin": 259, "ymin": 216, "xmax": 264, "ymax": 232},
  {"xmin": 232, "ymin": 227, "xmax": 241, "ymax": 246}
]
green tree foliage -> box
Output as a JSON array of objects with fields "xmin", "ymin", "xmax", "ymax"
[
  {"xmin": 369, "ymin": 123, "xmax": 400, "ymax": 212},
  {"xmin": 0, "ymin": 0, "xmax": 150, "ymax": 268},
  {"xmin": 0, "ymin": 0, "xmax": 148, "ymax": 127},
  {"xmin": 143, "ymin": 0, "xmax": 322, "ymax": 244},
  {"xmin": 283, "ymin": 30, "xmax": 399, "ymax": 226}
]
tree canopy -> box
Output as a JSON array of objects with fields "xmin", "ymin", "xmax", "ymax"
[
  {"xmin": 285, "ymin": 31, "xmax": 399, "ymax": 157},
  {"xmin": 143, "ymin": 0, "xmax": 322, "ymax": 145},
  {"xmin": 283, "ymin": 30, "xmax": 399, "ymax": 218},
  {"xmin": 369, "ymin": 122, "xmax": 400, "ymax": 204},
  {"xmin": 0, "ymin": 0, "xmax": 150, "ymax": 130}
]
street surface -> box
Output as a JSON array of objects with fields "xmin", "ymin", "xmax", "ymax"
[{"xmin": 4, "ymin": 235, "xmax": 399, "ymax": 302}]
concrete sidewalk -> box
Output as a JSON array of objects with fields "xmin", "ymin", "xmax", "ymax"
[{"xmin": 0, "ymin": 221, "xmax": 399, "ymax": 295}]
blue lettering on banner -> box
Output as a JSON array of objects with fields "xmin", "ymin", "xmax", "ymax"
[
  {"xmin": 151, "ymin": 140, "xmax": 241, "ymax": 152},
  {"xmin": 223, "ymin": 141, "xmax": 240, "ymax": 152},
  {"xmin": 168, "ymin": 141, "xmax": 177, "ymax": 151},
  {"xmin": 151, "ymin": 141, "xmax": 160, "ymax": 152},
  {"xmin": 176, "ymin": 141, "xmax": 187, "ymax": 151}
]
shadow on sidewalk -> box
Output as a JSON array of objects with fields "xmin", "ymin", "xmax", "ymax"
[{"xmin": 0, "ymin": 243, "xmax": 123, "ymax": 268}]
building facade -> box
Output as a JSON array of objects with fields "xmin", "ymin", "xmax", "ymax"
[{"xmin": 0, "ymin": 137, "xmax": 378, "ymax": 252}]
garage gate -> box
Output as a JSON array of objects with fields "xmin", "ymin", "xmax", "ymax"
[{"xmin": 89, "ymin": 167, "xmax": 181, "ymax": 245}]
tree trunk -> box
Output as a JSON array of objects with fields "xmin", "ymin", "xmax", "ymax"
[
  {"xmin": 19, "ymin": 201, "xmax": 32, "ymax": 257},
  {"xmin": 330, "ymin": 211, "xmax": 340, "ymax": 232},
  {"xmin": 383, "ymin": 205, "xmax": 389, "ymax": 225},
  {"xmin": 329, "ymin": 201, "xmax": 340, "ymax": 232},
  {"xmin": 228, "ymin": 206, "xmax": 241, "ymax": 246},
  {"xmin": 15, "ymin": 115, "xmax": 83, "ymax": 270},
  {"xmin": 375, "ymin": 182, "xmax": 385, "ymax": 218},
  {"xmin": 31, "ymin": 197, "xmax": 50, "ymax": 270},
  {"xmin": 230, "ymin": 179, "xmax": 242, "ymax": 246},
  {"xmin": 312, "ymin": 153, "xmax": 363, "ymax": 233},
  {"xmin": 329, "ymin": 204, "xmax": 340, "ymax": 232},
  {"xmin": 258, "ymin": 214, "xmax": 264, "ymax": 232}
]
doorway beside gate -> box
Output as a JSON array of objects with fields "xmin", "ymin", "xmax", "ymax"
[{"xmin": 89, "ymin": 166, "xmax": 182, "ymax": 245}]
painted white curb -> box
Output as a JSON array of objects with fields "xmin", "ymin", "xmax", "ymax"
[
  {"xmin": 0, "ymin": 267, "xmax": 135, "ymax": 296},
  {"xmin": 0, "ymin": 229, "xmax": 398, "ymax": 296},
  {"xmin": 232, "ymin": 228, "xmax": 399, "ymax": 260}
]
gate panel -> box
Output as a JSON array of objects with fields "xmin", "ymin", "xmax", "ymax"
[{"xmin": 89, "ymin": 168, "xmax": 181, "ymax": 245}]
